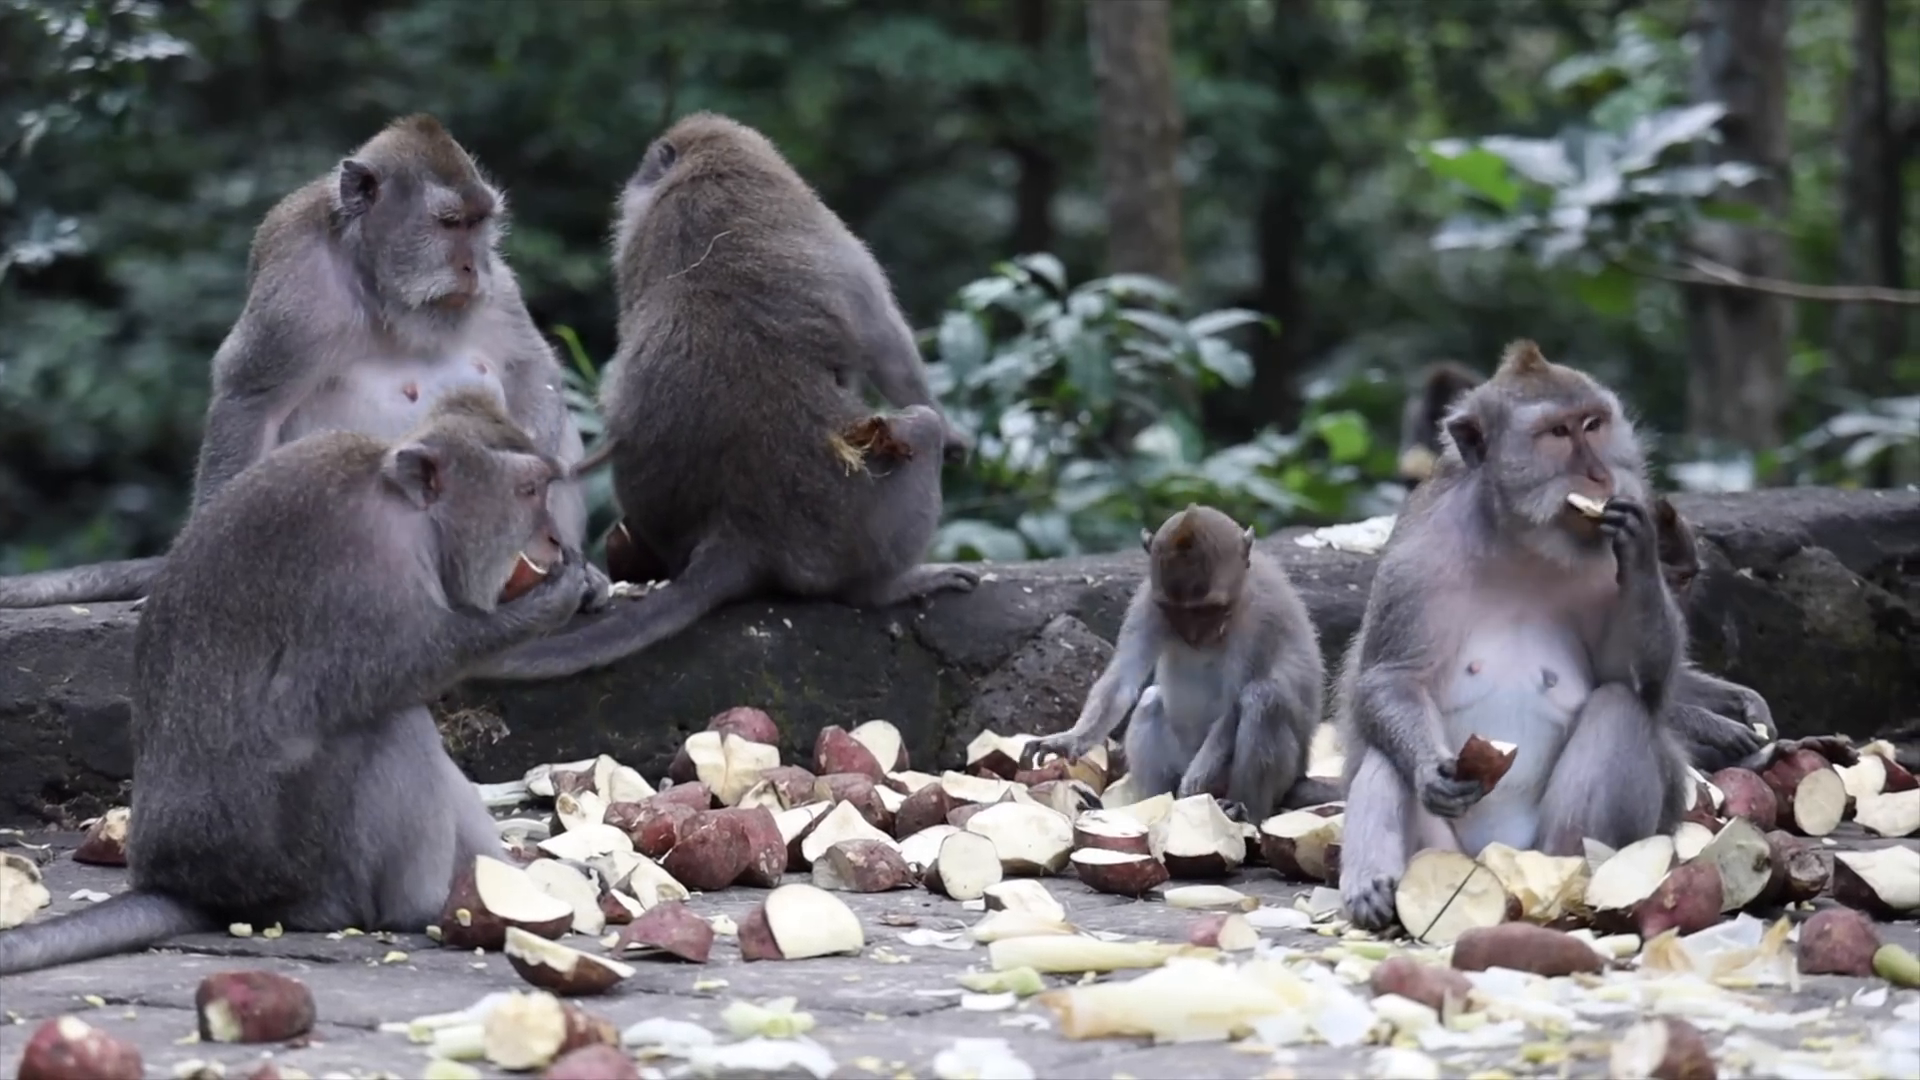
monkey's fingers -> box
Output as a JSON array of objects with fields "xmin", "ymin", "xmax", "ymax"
[
  {"xmin": 1214, "ymin": 797, "xmax": 1250, "ymax": 824},
  {"xmin": 1342, "ymin": 877, "xmax": 1401, "ymax": 931},
  {"xmin": 1418, "ymin": 774, "xmax": 1487, "ymax": 819}
]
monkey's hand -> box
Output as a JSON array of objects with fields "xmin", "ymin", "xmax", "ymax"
[
  {"xmin": 941, "ymin": 423, "xmax": 973, "ymax": 466},
  {"xmin": 506, "ymin": 547, "xmax": 593, "ymax": 631},
  {"xmin": 577, "ymin": 563, "xmax": 614, "ymax": 615},
  {"xmin": 1599, "ymin": 496, "xmax": 1661, "ymax": 587},
  {"xmin": 1415, "ymin": 759, "xmax": 1486, "ymax": 818},
  {"xmin": 1022, "ymin": 732, "xmax": 1097, "ymax": 769}
]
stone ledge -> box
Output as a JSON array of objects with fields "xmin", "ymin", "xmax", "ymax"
[{"xmin": 1, "ymin": 487, "xmax": 1915, "ymax": 827}]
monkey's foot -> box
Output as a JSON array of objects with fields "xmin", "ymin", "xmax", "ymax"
[
  {"xmin": 857, "ymin": 564, "xmax": 981, "ymax": 607},
  {"xmin": 1214, "ymin": 797, "xmax": 1250, "ymax": 824},
  {"xmin": 1342, "ymin": 876, "xmax": 1400, "ymax": 932}
]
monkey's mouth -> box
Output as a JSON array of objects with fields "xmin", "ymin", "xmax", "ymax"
[{"xmin": 499, "ymin": 551, "xmax": 553, "ymax": 603}]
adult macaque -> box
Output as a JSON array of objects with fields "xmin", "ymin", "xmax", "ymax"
[
  {"xmin": 1393, "ymin": 361, "xmax": 1776, "ymax": 770},
  {"xmin": 1023, "ymin": 505, "xmax": 1326, "ymax": 822},
  {"xmin": 0, "ymin": 390, "xmax": 591, "ymax": 975},
  {"xmin": 470, "ymin": 112, "xmax": 975, "ymax": 681},
  {"xmin": 1337, "ymin": 341, "xmax": 1693, "ymax": 930},
  {"xmin": 0, "ymin": 114, "xmax": 607, "ymax": 612}
]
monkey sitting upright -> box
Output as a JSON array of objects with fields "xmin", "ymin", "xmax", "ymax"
[
  {"xmin": 469, "ymin": 113, "xmax": 977, "ymax": 681},
  {"xmin": 1338, "ymin": 341, "xmax": 1694, "ymax": 931},
  {"xmin": 0, "ymin": 114, "xmax": 607, "ymax": 613},
  {"xmin": 0, "ymin": 390, "xmax": 593, "ymax": 975},
  {"xmin": 1021, "ymin": 505, "xmax": 1326, "ymax": 822}
]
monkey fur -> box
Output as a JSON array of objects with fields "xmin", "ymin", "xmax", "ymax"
[
  {"xmin": 1394, "ymin": 360, "xmax": 1776, "ymax": 771},
  {"xmin": 0, "ymin": 390, "xmax": 593, "ymax": 975},
  {"xmin": 1337, "ymin": 341, "xmax": 1694, "ymax": 931},
  {"xmin": 1024, "ymin": 504, "xmax": 1326, "ymax": 822},
  {"xmin": 0, "ymin": 114, "xmax": 608, "ymax": 613},
  {"xmin": 469, "ymin": 113, "xmax": 977, "ymax": 681}
]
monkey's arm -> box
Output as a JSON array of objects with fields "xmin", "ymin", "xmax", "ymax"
[
  {"xmin": 1348, "ymin": 579, "xmax": 1484, "ymax": 818},
  {"xmin": 839, "ymin": 256, "xmax": 937, "ymax": 412},
  {"xmin": 1029, "ymin": 591, "xmax": 1160, "ymax": 762},
  {"xmin": 1177, "ymin": 708, "xmax": 1240, "ymax": 800},
  {"xmin": 1594, "ymin": 498, "xmax": 1686, "ymax": 710},
  {"xmin": 191, "ymin": 314, "xmax": 325, "ymax": 510}
]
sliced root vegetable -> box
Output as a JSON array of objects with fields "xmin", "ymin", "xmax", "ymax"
[
  {"xmin": 981, "ymin": 879, "xmax": 1065, "ymax": 921},
  {"xmin": 652, "ymin": 782, "xmax": 714, "ymax": 812},
  {"xmin": 554, "ymin": 791, "xmax": 610, "ymax": 835},
  {"xmin": 195, "ymin": 971, "xmax": 316, "ymax": 1043},
  {"xmin": 894, "ymin": 782, "xmax": 961, "ymax": 839},
  {"xmin": 1795, "ymin": 907, "xmax": 1881, "ymax": 977},
  {"xmin": 1566, "ymin": 492, "xmax": 1607, "ymax": 518},
  {"xmin": 1884, "ymin": 759, "xmax": 1920, "ymax": 793},
  {"xmin": 1026, "ymin": 779, "xmax": 1098, "ymax": 819},
  {"xmin": 884, "ymin": 769, "xmax": 940, "ymax": 795},
  {"xmin": 736, "ymin": 883, "xmax": 866, "ymax": 961},
  {"xmin": 660, "ymin": 811, "xmax": 752, "ymax": 892},
  {"xmin": 1671, "ymin": 822, "xmax": 1716, "ymax": 862},
  {"xmin": 1690, "ymin": 817, "xmax": 1771, "ymax": 913},
  {"xmin": 1476, "ymin": 843, "xmax": 1590, "ymax": 924},
  {"xmin": 504, "ymin": 926, "xmax": 635, "ymax": 996},
  {"xmin": 1147, "ymin": 795, "xmax": 1244, "ymax": 879},
  {"xmin": 0, "ymin": 851, "xmax": 51, "ymax": 930},
  {"xmin": 17, "ymin": 1016, "xmax": 144, "ymax": 1080},
  {"xmin": 711, "ymin": 806, "xmax": 788, "ymax": 888},
  {"xmin": 596, "ymin": 885, "xmax": 640, "ymax": 926},
  {"xmin": 987, "ymin": 935, "xmax": 1194, "ymax": 974},
  {"xmin": 1853, "ymin": 789, "xmax": 1920, "ymax": 838},
  {"xmin": 1829, "ymin": 846, "xmax": 1920, "ymax": 917},
  {"xmin": 602, "ymin": 799, "xmax": 695, "ymax": 860},
  {"xmin": 965, "ymin": 802, "xmax": 1074, "ymax": 876},
  {"xmin": 1707, "ymin": 767, "xmax": 1777, "ymax": 831},
  {"xmin": 1395, "ymin": 850, "xmax": 1511, "ymax": 945},
  {"xmin": 527, "ymin": 758, "xmax": 595, "ymax": 800},
  {"xmin": 897, "ymin": 822, "xmax": 961, "ymax": 871},
  {"xmin": 1453, "ymin": 735, "xmax": 1517, "ymax": 791},
  {"xmin": 706, "ymin": 706, "xmax": 781, "ymax": 746},
  {"xmin": 939, "ymin": 770, "xmax": 1018, "ymax": 807},
  {"xmin": 616, "ymin": 855, "xmax": 690, "ymax": 911},
  {"xmin": 922, "ymin": 831, "xmax": 1003, "ymax": 900},
  {"xmin": 1875, "ymin": 943, "xmax": 1920, "ymax": 988},
  {"xmin": 1071, "ymin": 810, "xmax": 1153, "ymax": 856},
  {"xmin": 1450, "ymin": 923, "xmax": 1604, "ymax": 976},
  {"xmin": 947, "ymin": 803, "xmax": 993, "ymax": 830},
  {"xmin": 968, "ymin": 910, "xmax": 1078, "ymax": 943},
  {"xmin": 812, "ymin": 725, "xmax": 885, "ymax": 781},
  {"xmin": 773, "ymin": 802, "xmax": 832, "ymax": 869},
  {"xmin": 72, "ymin": 807, "xmax": 130, "ymax": 867},
  {"xmin": 849, "ymin": 719, "xmax": 909, "ymax": 772},
  {"xmin": 1608, "ymin": 1018, "xmax": 1716, "ymax": 1080},
  {"xmin": 752, "ymin": 765, "xmax": 820, "ymax": 809},
  {"xmin": 525, "ymin": 858, "xmax": 608, "ymax": 936},
  {"xmin": 1163, "ymin": 884, "xmax": 1257, "ymax": 912},
  {"xmin": 1761, "ymin": 751, "xmax": 1846, "ymax": 836},
  {"xmin": 813, "ymin": 839, "xmax": 915, "ymax": 893},
  {"xmin": 965, "ymin": 731, "xmax": 1039, "ymax": 780},
  {"xmin": 1256, "ymin": 810, "xmax": 1344, "ymax": 883},
  {"xmin": 537, "ymin": 823, "xmax": 634, "ymax": 863},
  {"xmin": 673, "ymin": 732, "xmax": 781, "ymax": 807},
  {"xmin": 1756, "ymin": 830, "xmax": 1830, "ymax": 907},
  {"xmin": 1584, "ymin": 835, "xmax": 1676, "ymax": 919},
  {"xmin": 1099, "ymin": 773, "xmax": 1146, "ymax": 810},
  {"xmin": 811, "ymin": 773, "xmax": 893, "ymax": 833},
  {"xmin": 1070, "ymin": 848, "xmax": 1169, "ymax": 898},
  {"xmin": 440, "ymin": 855, "xmax": 574, "ymax": 949},
  {"xmin": 481, "ymin": 991, "xmax": 619, "ymax": 1072},
  {"xmin": 612, "ymin": 900, "xmax": 713, "ymax": 963},
  {"xmin": 1838, "ymin": 755, "xmax": 1891, "ymax": 800},
  {"xmin": 540, "ymin": 1044, "xmax": 641, "ymax": 1080},
  {"xmin": 1368, "ymin": 956, "xmax": 1473, "ymax": 1013},
  {"xmin": 799, "ymin": 800, "xmax": 899, "ymax": 867},
  {"xmin": 1187, "ymin": 913, "xmax": 1257, "ymax": 951}
]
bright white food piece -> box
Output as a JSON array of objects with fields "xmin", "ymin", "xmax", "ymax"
[
  {"xmin": 1853, "ymin": 789, "xmax": 1919, "ymax": 838},
  {"xmin": 523, "ymin": 859, "xmax": 607, "ymax": 937},
  {"xmin": 738, "ymin": 883, "xmax": 866, "ymax": 960},
  {"xmin": 981, "ymin": 880, "xmax": 1066, "ymax": 921},
  {"xmin": 924, "ymin": 832, "xmax": 1004, "ymax": 900},
  {"xmin": 965, "ymin": 802, "xmax": 1074, "ymax": 876},
  {"xmin": 799, "ymin": 800, "xmax": 898, "ymax": 866},
  {"xmin": 503, "ymin": 927, "xmax": 635, "ymax": 996},
  {"xmin": 1148, "ymin": 795, "xmax": 1244, "ymax": 878},
  {"xmin": 1394, "ymin": 850, "xmax": 1510, "ymax": 945},
  {"xmin": 1584, "ymin": 835, "xmax": 1676, "ymax": 913},
  {"xmin": 680, "ymin": 731, "xmax": 781, "ymax": 807},
  {"xmin": 0, "ymin": 852, "xmax": 52, "ymax": 930},
  {"xmin": 1162, "ymin": 885, "xmax": 1258, "ymax": 912}
]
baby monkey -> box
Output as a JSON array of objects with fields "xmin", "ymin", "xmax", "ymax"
[
  {"xmin": 1337, "ymin": 341, "xmax": 1694, "ymax": 931},
  {"xmin": 0, "ymin": 390, "xmax": 591, "ymax": 974},
  {"xmin": 1024, "ymin": 505, "xmax": 1325, "ymax": 822}
]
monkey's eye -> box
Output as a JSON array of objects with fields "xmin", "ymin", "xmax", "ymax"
[
  {"xmin": 1583, "ymin": 415, "xmax": 1605, "ymax": 433},
  {"xmin": 515, "ymin": 481, "xmax": 538, "ymax": 499},
  {"xmin": 1549, "ymin": 423, "xmax": 1572, "ymax": 439},
  {"xmin": 438, "ymin": 214, "xmax": 464, "ymax": 230}
]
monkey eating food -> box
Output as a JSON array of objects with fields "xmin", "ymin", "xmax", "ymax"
[
  {"xmin": 468, "ymin": 112, "xmax": 977, "ymax": 681},
  {"xmin": 0, "ymin": 114, "xmax": 607, "ymax": 613},
  {"xmin": 1022, "ymin": 504, "xmax": 1326, "ymax": 822},
  {"xmin": 1337, "ymin": 341, "xmax": 1695, "ymax": 931},
  {"xmin": 0, "ymin": 390, "xmax": 592, "ymax": 975}
]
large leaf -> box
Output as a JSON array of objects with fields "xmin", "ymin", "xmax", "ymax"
[
  {"xmin": 1185, "ymin": 307, "xmax": 1268, "ymax": 338},
  {"xmin": 1431, "ymin": 215, "xmax": 1535, "ymax": 252},
  {"xmin": 1196, "ymin": 336, "xmax": 1254, "ymax": 388},
  {"xmin": 1477, "ymin": 135, "xmax": 1579, "ymax": 187},
  {"xmin": 937, "ymin": 311, "xmax": 989, "ymax": 379},
  {"xmin": 1014, "ymin": 252, "xmax": 1067, "ymax": 292},
  {"xmin": 1118, "ymin": 308, "xmax": 1197, "ymax": 349},
  {"xmin": 1419, "ymin": 142, "xmax": 1523, "ymax": 210},
  {"xmin": 1617, "ymin": 102, "xmax": 1727, "ymax": 173}
]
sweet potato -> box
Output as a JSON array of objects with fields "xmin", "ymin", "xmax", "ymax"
[
  {"xmin": 612, "ymin": 900, "xmax": 714, "ymax": 964},
  {"xmin": 1368, "ymin": 956, "xmax": 1473, "ymax": 1013},
  {"xmin": 1796, "ymin": 907, "xmax": 1881, "ymax": 977},
  {"xmin": 1450, "ymin": 923, "xmax": 1605, "ymax": 977},
  {"xmin": 195, "ymin": 971, "xmax": 316, "ymax": 1043},
  {"xmin": 813, "ymin": 725, "xmax": 886, "ymax": 781},
  {"xmin": 16, "ymin": 1016, "xmax": 143, "ymax": 1080},
  {"xmin": 1707, "ymin": 767, "xmax": 1777, "ymax": 831}
]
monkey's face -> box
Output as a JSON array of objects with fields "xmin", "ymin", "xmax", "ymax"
[
  {"xmin": 1490, "ymin": 396, "xmax": 1644, "ymax": 554},
  {"xmin": 1152, "ymin": 559, "xmax": 1244, "ymax": 649},
  {"xmin": 427, "ymin": 443, "xmax": 562, "ymax": 612},
  {"xmin": 350, "ymin": 168, "xmax": 500, "ymax": 316}
]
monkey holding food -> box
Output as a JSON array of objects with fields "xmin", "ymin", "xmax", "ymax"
[
  {"xmin": 470, "ymin": 112, "xmax": 977, "ymax": 681},
  {"xmin": 0, "ymin": 114, "xmax": 608, "ymax": 614},
  {"xmin": 1337, "ymin": 341, "xmax": 1696, "ymax": 930},
  {"xmin": 0, "ymin": 390, "xmax": 592, "ymax": 974},
  {"xmin": 1022, "ymin": 504, "xmax": 1326, "ymax": 822}
]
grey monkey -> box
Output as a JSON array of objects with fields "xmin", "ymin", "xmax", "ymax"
[
  {"xmin": 471, "ymin": 112, "xmax": 977, "ymax": 681},
  {"xmin": 0, "ymin": 114, "xmax": 608, "ymax": 613},
  {"xmin": 1338, "ymin": 340, "xmax": 1695, "ymax": 931},
  {"xmin": 1023, "ymin": 504, "xmax": 1327, "ymax": 822},
  {"xmin": 0, "ymin": 389, "xmax": 592, "ymax": 975}
]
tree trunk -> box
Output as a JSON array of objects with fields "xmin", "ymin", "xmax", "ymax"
[
  {"xmin": 1833, "ymin": 0, "xmax": 1908, "ymax": 394},
  {"xmin": 1008, "ymin": 0, "xmax": 1057, "ymax": 258},
  {"xmin": 1682, "ymin": 0, "xmax": 1792, "ymax": 460},
  {"xmin": 1085, "ymin": 0, "xmax": 1184, "ymax": 285}
]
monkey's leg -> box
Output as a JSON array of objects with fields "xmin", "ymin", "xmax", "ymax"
[
  {"xmin": 1338, "ymin": 747, "xmax": 1459, "ymax": 930},
  {"xmin": 1223, "ymin": 679, "xmax": 1309, "ymax": 823},
  {"xmin": 1120, "ymin": 688, "xmax": 1186, "ymax": 798},
  {"xmin": 1538, "ymin": 684, "xmax": 1688, "ymax": 856},
  {"xmin": 837, "ymin": 404, "xmax": 979, "ymax": 607},
  {"xmin": 1671, "ymin": 699, "xmax": 1766, "ymax": 774}
]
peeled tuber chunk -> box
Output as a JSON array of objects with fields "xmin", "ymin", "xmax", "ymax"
[
  {"xmin": 1070, "ymin": 809, "xmax": 1153, "ymax": 856},
  {"xmin": 505, "ymin": 926, "xmax": 636, "ymax": 996},
  {"xmin": 1147, "ymin": 795, "xmax": 1245, "ymax": 879},
  {"xmin": 1706, "ymin": 768, "xmax": 1777, "ymax": 831},
  {"xmin": 1186, "ymin": 913, "xmax": 1258, "ymax": 952},
  {"xmin": 1394, "ymin": 850, "xmax": 1511, "ymax": 945},
  {"xmin": 1450, "ymin": 923, "xmax": 1605, "ymax": 976},
  {"xmin": 812, "ymin": 839, "xmax": 915, "ymax": 893},
  {"xmin": 1631, "ymin": 861, "xmax": 1725, "ymax": 939},
  {"xmin": 482, "ymin": 991, "xmax": 619, "ymax": 1073},
  {"xmin": 1760, "ymin": 750, "xmax": 1847, "ymax": 837},
  {"xmin": 0, "ymin": 851, "xmax": 52, "ymax": 930},
  {"xmin": 72, "ymin": 807, "xmax": 131, "ymax": 867},
  {"xmin": 669, "ymin": 732, "xmax": 780, "ymax": 807},
  {"xmin": 813, "ymin": 725, "xmax": 886, "ymax": 780},
  {"xmin": 1256, "ymin": 810, "xmax": 1343, "ymax": 883},
  {"xmin": 1852, "ymin": 789, "xmax": 1920, "ymax": 838},
  {"xmin": 1608, "ymin": 1018, "xmax": 1717, "ymax": 1080},
  {"xmin": 737, "ymin": 883, "xmax": 866, "ymax": 961},
  {"xmin": 965, "ymin": 802, "xmax": 1074, "ymax": 876},
  {"xmin": 196, "ymin": 970, "xmax": 317, "ymax": 1043},
  {"xmin": 1070, "ymin": 848, "xmax": 1170, "ymax": 897},
  {"xmin": 612, "ymin": 900, "xmax": 715, "ymax": 964},
  {"xmin": 1829, "ymin": 847, "xmax": 1920, "ymax": 918},
  {"xmin": 1796, "ymin": 907, "xmax": 1882, "ymax": 977},
  {"xmin": 1368, "ymin": 956, "xmax": 1473, "ymax": 1013},
  {"xmin": 849, "ymin": 719, "xmax": 909, "ymax": 772},
  {"xmin": 965, "ymin": 731, "xmax": 1040, "ymax": 780},
  {"xmin": 17, "ymin": 1015, "xmax": 144, "ymax": 1080},
  {"xmin": 440, "ymin": 855, "xmax": 578, "ymax": 950},
  {"xmin": 923, "ymin": 831, "xmax": 1004, "ymax": 900},
  {"xmin": 799, "ymin": 800, "xmax": 899, "ymax": 867},
  {"xmin": 1453, "ymin": 735, "xmax": 1518, "ymax": 791}
]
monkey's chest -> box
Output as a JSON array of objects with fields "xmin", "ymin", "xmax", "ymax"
[
  {"xmin": 283, "ymin": 356, "xmax": 509, "ymax": 444},
  {"xmin": 1152, "ymin": 651, "xmax": 1237, "ymax": 749}
]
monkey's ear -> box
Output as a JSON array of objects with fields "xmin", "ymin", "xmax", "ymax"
[
  {"xmin": 1446, "ymin": 415, "xmax": 1487, "ymax": 468},
  {"xmin": 1140, "ymin": 528, "xmax": 1155, "ymax": 553},
  {"xmin": 338, "ymin": 159, "xmax": 379, "ymax": 217},
  {"xmin": 1241, "ymin": 526, "xmax": 1256, "ymax": 561},
  {"xmin": 381, "ymin": 443, "xmax": 442, "ymax": 508}
]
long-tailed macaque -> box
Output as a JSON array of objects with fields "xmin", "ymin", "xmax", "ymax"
[
  {"xmin": 0, "ymin": 115, "xmax": 607, "ymax": 612},
  {"xmin": 1338, "ymin": 341, "xmax": 1693, "ymax": 930},
  {"xmin": 0, "ymin": 390, "xmax": 591, "ymax": 975},
  {"xmin": 469, "ymin": 112, "xmax": 975, "ymax": 681},
  {"xmin": 1023, "ymin": 505, "xmax": 1326, "ymax": 821}
]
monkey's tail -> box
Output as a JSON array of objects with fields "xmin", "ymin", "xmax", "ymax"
[
  {"xmin": 470, "ymin": 542, "xmax": 759, "ymax": 682},
  {"xmin": 0, "ymin": 557, "xmax": 164, "ymax": 608},
  {"xmin": 0, "ymin": 890, "xmax": 211, "ymax": 975}
]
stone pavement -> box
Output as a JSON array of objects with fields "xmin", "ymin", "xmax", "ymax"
[{"xmin": 2, "ymin": 829, "xmax": 1917, "ymax": 1080}]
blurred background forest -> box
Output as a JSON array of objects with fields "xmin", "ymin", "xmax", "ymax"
[{"xmin": 3, "ymin": 0, "xmax": 1917, "ymax": 573}]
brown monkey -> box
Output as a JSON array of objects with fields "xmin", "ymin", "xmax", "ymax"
[
  {"xmin": 470, "ymin": 112, "xmax": 976, "ymax": 681},
  {"xmin": 1022, "ymin": 505, "xmax": 1326, "ymax": 822},
  {"xmin": 0, "ymin": 114, "xmax": 608, "ymax": 612},
  {"xmin": 1337, "ymin": 341, "xmax": 1693, "ymax": 931},
  {"xmin": 1394, "ymin": 363, "xmax": 1776, "ymax": 770},
  {"xmin": 0, "ymin": 389, "xmax": 591, "ymax": 975}
]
